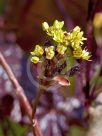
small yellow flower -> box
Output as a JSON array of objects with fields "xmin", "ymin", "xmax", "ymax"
[
  {"xmin": 31, "ymin": 45, "xmax": 44, "ymax": 56},
  {"xmin": 81, "ymin": 49, "xmax": 91, "ymax": 60},
  {"xmin": 42, "ymin": 22, "xmax": 49, "ymax": 31},
  {"xmin": 31, "ymin": 56, "xmax": 39, "ymax": 64},
  {"xmin": 53, "ymin": 20, "xmax": 64, "ymax": 29},
  {"xmin": 73, "ymin": 26, "xmax": 81, "ymax": 33},
  {"xmin": 70, "ymin": 26, "xmax": 87, "ymax": 49},
  {"xmin": 42, "ymin": 20, "xmax": 67, "ymax": 45},
  {"xmin": 45, "ymin": 46, "xmax": 55, "ymax": 59},
  {"xmin": 56, "ymin": 44, "xmax": 67, "ymax": 55},
  {"xmin": 73, "ymin": 47, "xmax": 91, "ymax": 60},
  {"xmin": 73, "ymin": 47, "xmax": 83, "ymax": 59},
  {"xmin": 53, "ymin": 30, "xmax": 64, "ymax": 43}
]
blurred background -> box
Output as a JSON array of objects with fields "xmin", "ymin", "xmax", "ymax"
[{"xmin": 0, "ymin": 0, "xmax": 102, "ymax": 136}]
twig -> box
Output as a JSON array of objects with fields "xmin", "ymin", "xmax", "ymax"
[
  {"xmin": 87, "ymin": 0, "xmax": 98, "ymax": 21},
  {"xmin": 84, "ymin": 0, "xmax": 98, "ymax": 100},
  {"xmin": 0, "ymin": 51, "xmax": 43, "ymax": 136},
  {"xmin": 32, "ymin": 88, "xmax": 45, "ymax": 121},
  {"xmin": 32, "ymin": 88, "xmax": 45, "ymax": 136},
  {"xmin": 54, "ymin": 0, "xmax": 74, "ymax": 30}
]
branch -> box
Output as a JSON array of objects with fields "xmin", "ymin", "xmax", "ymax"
[
  {"xmin": 87, "ymin": 0, "xmax": 98, "ymax": 21},
  {"xmin": 84, "ymin": 0, "xmax": 98, "ymax": 100},
  {"xmin": 32, "ymin": 88, "xmax": 45, "ymax": 121},
  {"xmin": 0, "ymin": 51, "xmax": 43, "ymax": 136}
]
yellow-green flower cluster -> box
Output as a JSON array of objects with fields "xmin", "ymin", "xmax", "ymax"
[
  {"xmin": 42, "ymin": 20, "xmax": 69, "ymax": 45},
  {"xmin": 67, "ymin": 26, "xmax": 91, "ymax": 60},
  {"xmin": 69, "ymin": 26, "xmax": 87, "ymax": 48},
  {"xmin": 42, "ymin": 20, "xmax": 91, "ymax": 60},
  {"xmin": 31, "ymin": 45, "xmax": 44, "ymax": 56},
  {"xmin": 73, "ymin": 47, "xmax": 91, "ymax": 60},
  {"xmin": 31, "ymin": 45, "xmax": 44, "ymax": 63},
  {"xmin": 45, "ymin": 46, "xmax": 55, "ymax": 59},
  {"xmin": 31, "ymin": 20, "xmax": 91, "ymax": 64}
]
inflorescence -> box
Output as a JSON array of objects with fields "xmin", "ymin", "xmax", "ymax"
[{"xmin": 31, "ymin": 20, "xmax": 91, "ymax": 64}]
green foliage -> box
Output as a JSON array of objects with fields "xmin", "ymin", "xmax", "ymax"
[
  {"xmin": 0, "ymin": 119, "xmax": 28, "ymax": 136},
  {"xmin": 0, "ymin": 124, "xmax": 4, "ymax": 136},
  {"xmin": 68, "ymin": 125, "xmax": 86, "ymax": 136},
  {"xmin": 0, "ymin": 0, "xmax": 5, "ymax": 14},
  {"xmin": 31, "ymin": 20, "xmax": 91, "ymax": 64},
  {"xmin": 7, "ymin": 120, "xmax": 27, "ymax": 136}
]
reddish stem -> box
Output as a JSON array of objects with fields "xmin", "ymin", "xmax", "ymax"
[{"xmin": 0, "ymin": 51, "xmax": 43, "ymax": 136}]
